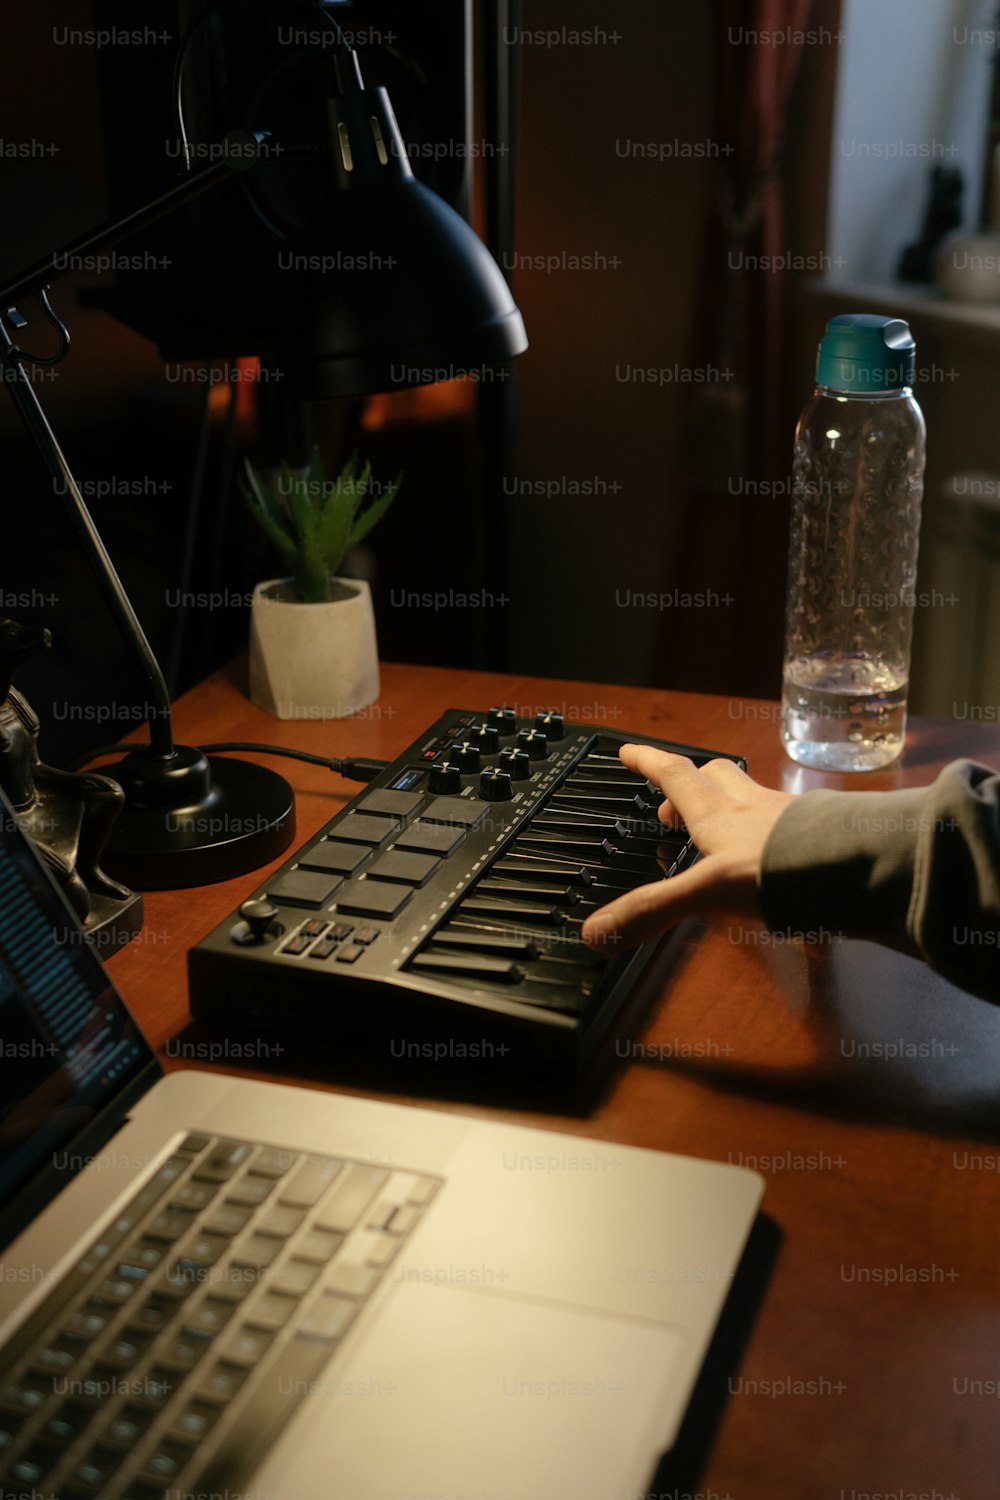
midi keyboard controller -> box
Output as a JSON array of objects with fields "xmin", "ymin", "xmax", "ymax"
[{"xmin": 189, "ymin": 708, "xmax": 745, "ymax": 1077}]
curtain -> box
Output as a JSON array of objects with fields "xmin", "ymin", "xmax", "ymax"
[{"xmin": 665, "ymin": 0, "xmax": 817, "ymax": 697}]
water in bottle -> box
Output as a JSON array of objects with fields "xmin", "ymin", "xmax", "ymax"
[{"xmin": 780, "ymin": 314, "xmax": 925, "ymax": 771}]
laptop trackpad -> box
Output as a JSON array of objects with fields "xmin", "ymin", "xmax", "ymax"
[{"xmin": 259, "ymin": 1281, "xmax": 684, "ymax": 1500}]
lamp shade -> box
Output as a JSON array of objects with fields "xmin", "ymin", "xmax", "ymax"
[{"xmin": 275, "ymin": 82, "xmax": 528, "ymax": 398}]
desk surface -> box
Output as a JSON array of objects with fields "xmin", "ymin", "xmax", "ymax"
[{"xmin": 109, "ymin": 661, "xmax": 1000, "ymax": 1500}]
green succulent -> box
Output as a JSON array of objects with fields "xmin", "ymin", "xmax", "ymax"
[{"xmin": 241, "ymin": 447, "xmax": 402, "ymax": 604}]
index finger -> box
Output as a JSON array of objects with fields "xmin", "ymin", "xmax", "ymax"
[{"xmin": 618, "ymin": 744, "xmax": 722, "ymax": 825}]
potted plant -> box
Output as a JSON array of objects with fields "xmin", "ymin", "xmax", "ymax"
[{"xmin": 242, "ymin": 447, "xmax": 401, "ymax": 719}]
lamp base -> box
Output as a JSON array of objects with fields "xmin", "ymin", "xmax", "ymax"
[{"xmin": 101, "ymin": 746, "xmax": 296, "ymax": 890}]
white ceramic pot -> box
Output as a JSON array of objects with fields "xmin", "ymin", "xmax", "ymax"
[{"xmin": 248, "ymin": 577, "xmax": 380, "ymax": 720}]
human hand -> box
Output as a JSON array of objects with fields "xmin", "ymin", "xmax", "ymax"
[{"xmin": 581, "ymin": 744, "xmax": 796, "ymax": 950}]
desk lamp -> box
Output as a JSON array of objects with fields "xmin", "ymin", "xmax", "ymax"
[{"xmin": 0, "ymin": 17, "xmax": 527, "ymax": 889}]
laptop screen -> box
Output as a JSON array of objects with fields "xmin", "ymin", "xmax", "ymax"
[{"xmin": 0, "ymin": 796, "xmax": 154, "ymax": 1213}]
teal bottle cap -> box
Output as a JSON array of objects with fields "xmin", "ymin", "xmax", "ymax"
[{"xmin": 815, "ymin": 312, "xmax": 915, "ymax": 392}]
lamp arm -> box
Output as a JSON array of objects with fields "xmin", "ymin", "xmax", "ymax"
[
  {"xmin": 0, "ymin": 319, "xmax": 176, "ymax": 758},
  {"xmin": 0, "ymin": 130, "xmax": 268, "ymax": 761},
  {"xmin": 0, "ymin": 131, "xmax": 264, "ymax": 311}
]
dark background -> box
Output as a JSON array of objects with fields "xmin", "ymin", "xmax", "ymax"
[{"xmin": 0, "ymin": 0, "xmax": 838, "ymax": 764}]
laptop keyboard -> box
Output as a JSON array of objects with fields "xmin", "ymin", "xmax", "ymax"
[{"xmin": 0, "ymin": 1133, "xmax": 442, "ymax": 1499}]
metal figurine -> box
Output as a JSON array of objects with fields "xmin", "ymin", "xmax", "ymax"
[{"xmin": 0, "ymin": 618, "xmax": 143, "ymax": 949}]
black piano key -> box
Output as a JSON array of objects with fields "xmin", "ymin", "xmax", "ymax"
[
  {"xmin": 557, "ymin": 894, "xmax": 605, "ymax": 915},
  {"xmin": 533, "ymin": 814, "xmax": 683, "ymax": 855},
  {"xmin": 414, "ymin": 880, "xmax": 613, "ymax": 1011},
  {"xmin": 564, "ymin": 855, "xmax": 671, "ymax": 888},
  {"xmin": 616, "ymin": 831, "xmax": 690, "ymax": 859},
  {"xmin": 409, "ymin": 953, "xmax": 524, "ymax": 984},
  {"xmin": 533, "ymin": 947, "xmax": 605, "ymax": 971},
  {"xmin": 493, "ymin": 856, "xmax": 594, "ymax": 885},
  {"xmin": 562, "ymin": 777, "xmax": 655, "ymax": 796},
  {"xmin": 497, "ymin": 982, "xmax": 592, "ymax": 1014},
  {"xmin": 605, "ymin": 848, "xmax": 677, "ymax": 878},
  {"xmin": 535, "ymin": 958, "xmax": 609, "ymax": 987},
  {"xmin": 532, "ymin": 801, "xmax": 620, "ymax": 818},
  {"xmin": 426, "ymin": 937, "xmax": 601, "ymax": 1005},
  {"xmin": 461, "ymin": 897, "xmax": 566, "ymax": 925},
  {"xmin": 447, "ymin": 913, "xmax": 548, "ymax": 935},
  {"xmin": 430, "ymin": 928, "xmax": 540, "ymax": 959},
  {"xmin": 566, "ymin": 789, "xmax": 642, "ymax": 805},
  {"xmin": 516, "ymin": 833, "xmax": 614, "ymax": 859},
  {"xmin": 548, "ymin": 791, "xmax": 647, "ymax": 814},
  {"xmin": 521, "ymin": 975, "xmax": 600, "ymax": 1003},
  {"xmin": 447, "ymin": 913, "xmax": 567, "ymax": 941},
  {"xmin": 569, "ymin": 763, "xmax": 662, "ymax": 781},
  {"xmin": 566, "ymin": 768, "xmax": 651, "ymax": 785},
  {"xmin": 477, "ymin": 878, "xmax": 579, "ymax": 904},
  {"xmin": 514, "ymin": 838, "xmax": 663, "ymax": 880},
  {"xmin": 606, "ymin": 844, "xmax": 683, "ymax": 873},
  {"xmin": 581, "ymin": 877, "xmax": 657, "ymax": 899},
  {"xmin": 526, "ymin": 930, "xmax": 605, "ymax": 963},
  {"xmin": 566, "ymin": 876, "xmax": 653, "ymax": 894},
  {"xmin": 548, "ymin": 804, "xmax": 663, "ymax": 831},
  {"xmin": 502, "ymin": 948, "xmax": 605, "ymax": 1002},
  {"xmin": 501, "ymin": 848, "xmax": 635, "ymax": 888},
  {"xmin": 576, "ymin": 756, "xmax": 675, "ymax": 797},
  {"xmin": 606, "ymin": 816, "xmax": 672, "ymax": 840},
  {"xmin": 524, "ymin": 821, "xmax": 613, "ymax": 841},
  {"xmin": 578, "ymin": 750, "xmax": 632, "ymax": 764},
  {"xmin": 447, "ymin": 917, "xmax": 582, "ymax": 955},
  {"xmin": 528, "ymin": 815, "xmax": 621, "ymax": 837}
]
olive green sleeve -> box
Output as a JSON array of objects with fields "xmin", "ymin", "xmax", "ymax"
[{"xmin": 758, "ymin": 759, "xmax": 1000, "ymax": 1000}]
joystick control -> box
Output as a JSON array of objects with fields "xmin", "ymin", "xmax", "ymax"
[{"xmin": 232, "ymin": 897, "xmax": 283, "ymax": 946}]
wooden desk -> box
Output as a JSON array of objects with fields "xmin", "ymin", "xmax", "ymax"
[{"xmin": 109, "ymin": 661, "xmax": 1000, "ymax": 1500}]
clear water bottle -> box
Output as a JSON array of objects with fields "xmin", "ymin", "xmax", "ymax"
[{"xmin": 781, "ymin": 314, "xmax": 926, "ymax": 771}]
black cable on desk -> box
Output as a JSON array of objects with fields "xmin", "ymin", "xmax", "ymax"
[
  {"xmin": 200, "ymin": 743, "xmax": 388, "ymax": 783},
  {"xmin": 74, "ymin": 742, "xmax": 389, "ymax": 784}
]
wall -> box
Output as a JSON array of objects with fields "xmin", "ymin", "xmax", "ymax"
[
  {"xmin": 810, "ymin": 0, "xmax": 1000, "ymax": 719},
  {"xmin": 828, "ymin": 0, "xmax": 995, "ymax": 283}
]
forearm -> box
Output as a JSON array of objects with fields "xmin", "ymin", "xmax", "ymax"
[{"xmin": 759, "ymin": 760, "xmax": 1000, "ymax": 1000}]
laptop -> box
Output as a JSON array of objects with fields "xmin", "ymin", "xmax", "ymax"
[{"xmin": 0, "ymin": 790, "xmax": 763, "ymax": 1500}]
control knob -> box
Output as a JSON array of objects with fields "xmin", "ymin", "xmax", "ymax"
[
  {"xmin": 428, "ymin": 762, "xmax": 463, "ymax": 794},
  {"xmin": 487, "ymin": 706, "xmax": 518, "ymax": 733},
  {"xmin": 479, "ymin": 767, "xmax": 513, "ymax": 802},
  {"xmin": 446, "ymin": 741, "xmax": 482, "ymax": 773},
  {"xmin": 516, "ymin": 729, "xmax": 548, "ymax": 761},
  {"xmin": 535, "ymin": 711, "xmax": 565, "ymax": 741},
  {"xmin": 467, "ymin": 723, "xmax": 501, "ymax": 753},
  {"xmin": 498, "ymin": 747, "xmax": 531, "ymax": 781}
]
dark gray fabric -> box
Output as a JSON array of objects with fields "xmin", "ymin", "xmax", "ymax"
[{"xmin": 759, "ymin": 760, "xmax": 1000, "ymax": 1000}]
